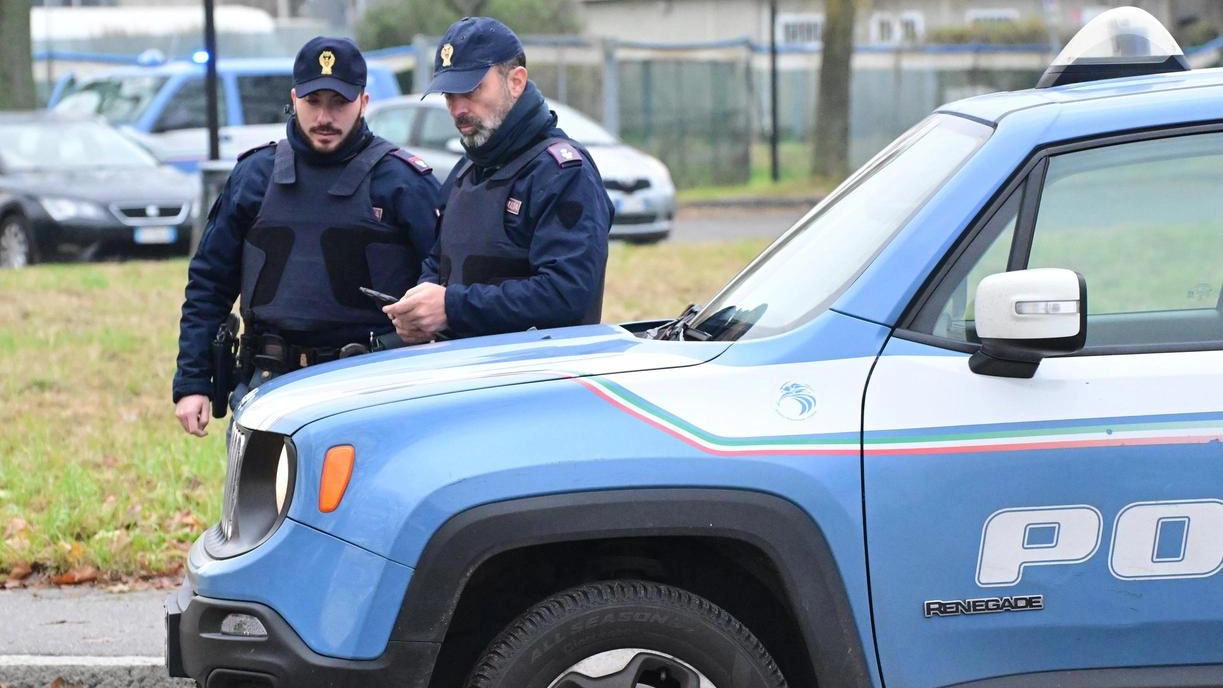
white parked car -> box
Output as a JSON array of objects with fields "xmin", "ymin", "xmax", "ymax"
[{"xmin": 366, "ymin": 94, "xmax": 676, "ymax": 243}]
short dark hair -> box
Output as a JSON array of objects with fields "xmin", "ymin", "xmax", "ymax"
[{"xmin": 495, "ymin": 52, "xmax": 527, "ymax": 76}]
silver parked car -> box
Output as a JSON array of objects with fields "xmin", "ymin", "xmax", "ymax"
[{"xmin": 367, "ymin": 94, "xmax": 676, "ymax": 243}]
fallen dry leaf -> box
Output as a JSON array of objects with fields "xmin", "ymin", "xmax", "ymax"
[
  {"xmin": 6, "ymin": 562, "xmax": 32, "ymax": 581},
  {"xmin": 52, "ymin": 566, "xmax": 99, "ymax": 586}
]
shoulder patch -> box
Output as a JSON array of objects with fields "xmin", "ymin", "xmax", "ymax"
[
  {"xmin": 546, "ymin": 141, "xmax": 583, "ymax": 168},
  {"xmin": 391, "ymin": 148, "xmax": 433, "ymax": 175},
  {"xmin": 237, "ymin": 140, "xmax": 277, "ymax": 161}
]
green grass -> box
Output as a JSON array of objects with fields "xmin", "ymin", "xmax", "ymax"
[
  {"xmin": 0, "ymin": 239, "xmax": 770, "ymax": 582},
  {"xmin": 678, "ymin": 141, "xmax": 837, "ymax": 203}
]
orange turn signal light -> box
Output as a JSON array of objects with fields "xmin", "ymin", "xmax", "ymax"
[{"xmin": 319, "ymin": 445, "xmax": 355, "ymax": 513}]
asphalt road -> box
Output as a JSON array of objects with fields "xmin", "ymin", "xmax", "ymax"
[
  {"xmin": 0, "ymin": 587, "xmax": 190, "ymax": 687},
  {"xmin": 667, "ymin": 203, "xmax": 810, "ymax": 243}
]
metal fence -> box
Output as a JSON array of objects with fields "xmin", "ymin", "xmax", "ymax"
[{"xmin": 37, "ymin": 32, "xmax": 1077, "ymax": 188}]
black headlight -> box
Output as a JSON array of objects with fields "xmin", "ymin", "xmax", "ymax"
[{"xmin": 204, "ymin": 427, "xmax": 296, "ymax": 559}]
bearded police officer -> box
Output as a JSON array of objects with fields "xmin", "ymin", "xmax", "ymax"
[
  {"xmin": 383, "ymin": 17, "xmax": 613, "ymax": 343},
  {"xmin": 173, "ymin": 36, "xmax": 441, "ymax": 437}
]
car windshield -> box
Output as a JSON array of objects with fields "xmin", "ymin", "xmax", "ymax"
[
  {"xmin": 0, "ymin": 119, "xmax": 160, "ymax": 171},
  {"xmin": 54, "ymin": 75, "xmax": 168, "ymax": 126},
  {"xmin": 683, "ymin": 113, "xmax": 991, "ymax": 341},
  {"xmin": 549, "ymin": 102, "xmax": 618, "ymax": 145}
]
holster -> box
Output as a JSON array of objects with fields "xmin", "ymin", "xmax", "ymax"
[{"xmin": 210, "ymin": 313, "xmax": 241, "ymax": 419}]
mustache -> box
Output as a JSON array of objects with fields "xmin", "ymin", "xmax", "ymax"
[{"xmin": 454, "ymin": 115, "xmax": 483, "ymax": 130}]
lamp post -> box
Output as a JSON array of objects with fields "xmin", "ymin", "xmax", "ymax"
[{"xmin": 203, "ymin": 0, "xmax": 219, "ymax": 161}]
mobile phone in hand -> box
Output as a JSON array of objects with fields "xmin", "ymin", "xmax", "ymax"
[{"xmin": 359, "ymin": 286, "xmax": 398, "ymax": 306}]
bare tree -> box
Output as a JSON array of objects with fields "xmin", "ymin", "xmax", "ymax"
[
  {"xmin": 812, "ymin": 0, "xmax": 856, "ymax": 180},
  {"xmin": 0, "ymin": 0, "xmax": 36, "ymax": 110}
]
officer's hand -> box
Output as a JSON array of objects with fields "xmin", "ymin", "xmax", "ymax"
[
  {"xmin": 175, "ymin": 395, "xmax": 211, "ymax": 437},
  {"xmin": 384, "ymin": 283, "xmax": 448, "ymax": 339}
]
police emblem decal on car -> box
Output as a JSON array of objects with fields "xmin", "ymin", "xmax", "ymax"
[{"xmin": 775, "ymin": 381, "xmax": 817, "ymax": 421}]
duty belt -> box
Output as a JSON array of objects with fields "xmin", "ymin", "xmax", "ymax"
[{"xmin": 243, "ymin": 333, "xmax": 369, "ymax": 375}]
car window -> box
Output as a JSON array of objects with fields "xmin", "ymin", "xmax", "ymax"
[
  {"xmin": 237, "ymin": 75, "xmax": 292, "ymax": 125},
  {"xmin": 153, "ymin": 77, "xmax": 229, "ymax": 132},
  {"xmin": 549, "ymin": 102, "xmax": 618, "ymax": 145},
  {"xmin": 419, "ymin": 106, "xmax": 456, "ymax": 149},
  {"xmin": 367, "ymin": 106, "xmax": 416, "ymax": 146},
  {"xmin": 0, "ymin": 120, "xmax": 159, "ymax": 171},
  {"xmin": 913, "ymin": 130, "xmax": 1223, "ymax": 350},
  {"xmin": 919, "ymin": 192, "xmax": 1020, "ymax": 342},
  {"xmin": 689, "ymin": 113, "xmax": 990, "ymax": 340},
  {"xmin": 1029, "ymin": 132, "xmax": 1223, "ymax": 347},
  {"xmin": 53, "ymin": 75, "xmax": 168, "ymax": 126}
]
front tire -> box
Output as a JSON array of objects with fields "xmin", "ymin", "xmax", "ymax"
[
  {"xmin": 467, "ymin": 580, "xmax": 788, "ymax": 688},
  {"xmin": 0, "ymin": 214, "xmax": 36, "ymax": 269}
]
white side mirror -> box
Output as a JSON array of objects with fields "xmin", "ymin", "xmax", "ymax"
[{"xmin": 970, "ymin": 268, "xmax": 1086, "ymax": 378}]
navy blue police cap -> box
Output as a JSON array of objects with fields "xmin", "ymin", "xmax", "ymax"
[
  {"xmin": 423, "ymin": 17, "xmax": 524, "ymax": 96},
  {"xmin": 294, "ymin": 36, "xmax": 366, "ymax": 102}
]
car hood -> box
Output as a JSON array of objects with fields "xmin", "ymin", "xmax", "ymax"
[
  {"xmin": 2, "ymin": 166, "xmax": 197, "ymax": 202},
  {"xmin": 586, "ymin": 144, "xmax": 659, "ymax": 184},
  {"xmin": 235, "ymin": 324, "xmax": 729, "ymax": 435}
]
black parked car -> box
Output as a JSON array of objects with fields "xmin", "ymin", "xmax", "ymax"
[{"xmin": 0, "ymin": 111, "xmax": 200, "ymax": 268}]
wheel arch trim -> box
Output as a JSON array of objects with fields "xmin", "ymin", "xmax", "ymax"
[{"xmin": 390, "ymin": 487, "xmax": 873, "ymax": 688}]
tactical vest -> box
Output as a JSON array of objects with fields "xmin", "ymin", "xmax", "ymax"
[
  {"xmin": 439, "ymin": 137, "xmax": 602, "ymax": 325},
  {"xmin": 241, "ymin": 137, "xmax": 413, "ymax": 333}
]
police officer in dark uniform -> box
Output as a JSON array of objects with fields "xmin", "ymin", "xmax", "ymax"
[
  {"xmin": 173, "ymin": 36, "xmax": 440, "ymax": 437},
  {"xmin": 382, "ymin": 17, "xmax": 612, "ymax": 343}
]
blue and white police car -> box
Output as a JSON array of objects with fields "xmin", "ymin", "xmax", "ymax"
[{"xmin": 166, "ymin": 8, "xmax": 1223, "ymax": 688}]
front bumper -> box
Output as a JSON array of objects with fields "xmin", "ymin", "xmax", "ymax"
[
  {"xmin": 35, "ymin": 217, "xmax": 192, "ymax": 256},
  {"xmin": 165, "ymin": 578, "xmax": 439, "ymax": 688}
]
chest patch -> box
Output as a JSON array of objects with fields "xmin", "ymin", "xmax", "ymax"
[{"xmin": 506, "ymin": 197, "xmax": 523, "ymax": 216}]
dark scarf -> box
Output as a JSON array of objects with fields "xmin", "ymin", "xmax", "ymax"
[
  {"xmin": 462, "ymin": 80, "xmax": 554, "ymax": 169},
  {"xmin": 285, "ymin": 114, "xmax": 373, "ymax": 166}
]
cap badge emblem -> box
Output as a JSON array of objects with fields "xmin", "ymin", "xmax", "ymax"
[
  {"xmin": 319, "ymin": 50, "xmax": 335, "ymax": 75},
  {"xmin": 440, "ymin": 43, "xmax": 454, "ymax": 68}
]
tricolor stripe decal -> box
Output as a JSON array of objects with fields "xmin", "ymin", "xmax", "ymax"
[{"xmin": 575, "ymin": 377, "xmax": 1223, "ymax": 457}]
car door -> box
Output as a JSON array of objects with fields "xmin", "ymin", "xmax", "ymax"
[
  {"xmin": 366, "ymin": 103, "xmax": 419, "ymax": 148},
  {"xmin": 863, "ymin": 126, "xmax": 1223, "ymax": 688}
]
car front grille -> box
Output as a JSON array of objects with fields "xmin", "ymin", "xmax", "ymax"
[
  {"xmin": 614, "ymin": 213, "xmax": 661, "ymax": 225},
  {"xmin": 605, "ymin": 178, "xmax": 651, "ymax": 193},
  {"xmin": 110, "ymin": 202, "xmax": 189, "ymax": 226}
]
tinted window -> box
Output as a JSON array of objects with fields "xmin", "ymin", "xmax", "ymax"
[
  {"xmin": 153, "ymin": 77, "xmax": 228, "ymax": 132},
  {"xmin": 0, "ymin": 120, "xmax": 159, "ymax": 170},
  {"xmin": 914, "ymin": 130, "xmax": 1223, "ymax": 350},
  {"xmin": 419, "ymin": 106, "xmax": 457, "ymax": 148},
  {"xmin": 1029, "ymin": 132, "xmax": 1223, "ymax": 347},
  {"xmin": 238, "ymin": 75, "xmax": 292, "ymax": 125},
  {"xmin": 54, "ymin": 75, "xmax": 168, "ymax": 126},
  {"xmin": 367, "ymin": 106, "xmax": 417, "ymax": 146},
  {"xmin": 690, "ymin": 114, "xmax": 990, "ymax": 340}
]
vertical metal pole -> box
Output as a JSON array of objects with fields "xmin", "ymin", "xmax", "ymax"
[
  {"xmin": 769, "ymin": 0, "xmax": 780, "ymax": 182},
  {"xmin": 602, "ymin": 39, "xmax": 620, "ymax": 137},
  {"xmin": 204, "ymin": 0, "xmax": 220, "ymax": 161}
]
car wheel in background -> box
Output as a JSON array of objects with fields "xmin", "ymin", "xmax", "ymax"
[
  {"xmin": 466, "ymin": 580, "xmax": 788, "ymax": 688},
  {"xmin": 0, "ymin": 214, "xmax": 36, "ymax": 269}
]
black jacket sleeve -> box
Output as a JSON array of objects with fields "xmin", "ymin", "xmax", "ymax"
[
  {"xmin": 442, "ymin": 153, "xmax": 613, "ymax": 337},
  {"xmin": 171, "ymin": 152, "xmax": 272, "ymax": 402}
]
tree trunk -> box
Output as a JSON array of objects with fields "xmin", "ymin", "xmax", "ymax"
[
  {"xmin": 448, "ymin": 0, "xmax": 488, "ymax": 15},
  {"xmin": 0, "ymin": 0, "xmax": 36, "ymax": 110},
  {"xmin": 812, "ymin": 0, "xmax": 856, "ymax": 180}
]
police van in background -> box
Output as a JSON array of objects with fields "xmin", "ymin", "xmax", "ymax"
[{"xmin": 48, "ymin": 57, "xmax": 401, "ymax": 173}]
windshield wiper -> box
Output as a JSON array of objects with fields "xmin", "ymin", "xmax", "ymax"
[{"xmin": 649, "ymin": 303, "xmax": 712, "ymax": 341}]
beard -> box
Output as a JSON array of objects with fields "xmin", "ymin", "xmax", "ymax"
[
  {"xmin": 297, "ymin": 115, "xmax": 365, "ymax": 153},
  {"xmin": 456, "ymin": 82, "xmax": 515, "ymax": 148}
]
